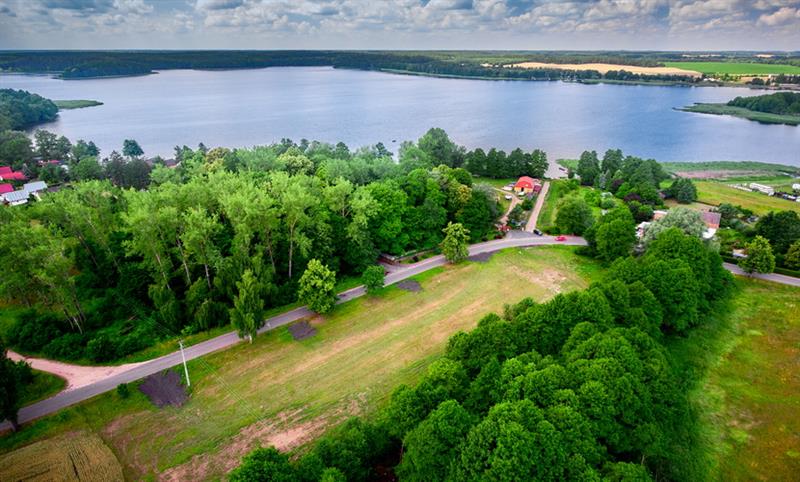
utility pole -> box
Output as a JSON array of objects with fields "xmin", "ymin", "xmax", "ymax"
[{"xmin": 179, "ymin": 340, "xmax": 191, "ymax": 388}]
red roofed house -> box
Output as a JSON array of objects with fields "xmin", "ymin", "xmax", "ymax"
[
  {"xmin": 514, "ymin": 176, "xmax": 542, "ymax": 195},
  {"xmin": 0, "ymin": 183, "xmax": 13, "ymax": 195},
  {"xmin": 0, "ymin": 166, "xmax": 27, "ymax": 181}
]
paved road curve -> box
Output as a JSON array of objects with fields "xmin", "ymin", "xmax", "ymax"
[{"xmin": 3, "ymin": 236, "xmax": 797, "ymax": 429}]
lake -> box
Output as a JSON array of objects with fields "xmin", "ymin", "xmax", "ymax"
[{"xmin": 1, "ymin": 67, "xmax": 799, "ymax": 166}]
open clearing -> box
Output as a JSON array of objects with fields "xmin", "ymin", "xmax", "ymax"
[
  {"xmin": 669, "ymin": 279, "xmax": 800, "ymax": 481},
  {"xmin": 664, "ymin": 61, "xmax": 800, "ymax": 76},
  {"xmin": 0, "ymin": 246, "xmax": 600, "ymax": 481},
  {"xmin": 508, "ymin": 62, "xmax": 701, "ymax": 77},
  {"xmin": 694, "ymin": 181, "xmax": 800, "ymax": 215},
  {"xmin": 0, "ymin": 430, "xmax": 123, "ymax": 481}
]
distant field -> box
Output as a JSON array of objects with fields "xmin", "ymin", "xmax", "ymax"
[
  {"xmin": 509, "ymin": 61, "xmax": 701, "ymax": 77},
  {"xmin": 0, "ymin": 247, "xmax": 600, "ymax": 480},
  {"xmin": 664, "ymin": 62, "xmax": 800, "ymax": 75},
  {"xmin": 694, "ymin": 181, "xmax": 800, "ymax": 215},
  {"xmin": 661, "ymin": 161, "xmax": 800, "ymax": 178},
  {"xmin": 668, "ymin": 279, "xmax": 800, "ymax": 481}
]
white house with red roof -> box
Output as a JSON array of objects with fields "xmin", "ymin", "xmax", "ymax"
[{"xmin": 514, "ymin": 176, "xmax": 542, "ymax": 195}]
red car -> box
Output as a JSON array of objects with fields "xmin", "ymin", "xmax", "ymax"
[{"xmin": 555, "ymin": 235, "xmax": 567, "ymax": 241}]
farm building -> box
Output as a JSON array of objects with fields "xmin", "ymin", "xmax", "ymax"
[
  {"xmin": 749, "ymin": 183, "xmax": 775, "ymax": 196},
  {"xmin": 514, "ymin": 176, "xmax": 542, "ymax": 194},
  {"xmin": 0, "ymin": 180, "xmax": 49, "ymax": 206}
]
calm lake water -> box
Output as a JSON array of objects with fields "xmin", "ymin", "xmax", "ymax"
[{"xmin": 1, "ymin": 67, "xmax": 799, "ymax": 166}]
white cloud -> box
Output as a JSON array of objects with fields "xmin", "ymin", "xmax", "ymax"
[{"xmin": 758, "ymin": 6, "xmax": 800, "ymax": 25}]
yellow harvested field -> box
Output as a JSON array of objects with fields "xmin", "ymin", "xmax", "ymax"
[
  {"xmin": 507, "ymin": 62, "xmax": 702, "ymax": 77},
  {"xmin": 0, "ymin": 430, "xmax": 123, "ymax": 481}
]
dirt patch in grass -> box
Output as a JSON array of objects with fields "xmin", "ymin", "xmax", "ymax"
[
  {"xmin": 396, "ymin": 280, "xmax": 422, "ymax": 292},
  {"xmin": 159, "ymin": 401, "xmax": 363, "ymax": 481},
  {"xmin": 139, "ymin": 371, "xmax": 188, "ymax": 408},
  {"xmin": 0, "ymin": 430, "xmax": 123, "ymax": 482},
  {"xmin": 288, "ymin": 321, "xmax": 317, "ymax": 341},
  {"xmin": 468, "ymin": 251, "xmax": 494, "ymax": 263}
]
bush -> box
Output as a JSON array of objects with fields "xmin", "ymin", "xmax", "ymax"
[
  {"xmin": 116, "ymin": 383, "xmax": 130, "ymax": 399},
  {"xmin": 86, "ymin": 334, "xmax": 118, "ymax": 362},
  {"xmin": 42, "ymin": 333, "xmax": 86, "ymax": 361},
  {"xmin": 521, "ymin": 198, "xmax": 534, "ymax": 210},
  {"xmin": 7, "ymin": 311, "xmax": 64, "ymax": 352}
]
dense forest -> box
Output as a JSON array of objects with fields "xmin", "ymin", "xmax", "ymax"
[
  {"xmin": 0, "ymin": 126, "xmax": 546, "ymax": 365},
  {"xmin": 0, "ymin": 51, "xmax": 712, "ymax": 82},
  {"xmin": 230, "ymin": 224, "xmax": 734, "ymax": 481},
  {"xmin": 727, "ymin": 91, "xmax": 800, "ymax": 115},
  {"xmin": 0, "ymin": 89, "xmax": 58, "ymax": 131}
]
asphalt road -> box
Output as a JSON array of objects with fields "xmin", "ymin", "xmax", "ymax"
[{"xmin": 3, "ymin": 236, "xmax": 797, "ymax": 429}]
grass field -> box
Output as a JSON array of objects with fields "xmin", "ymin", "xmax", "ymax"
[
  {"xmin": 53, "ymin": 99, "xmax": 103, "ymax": 109},
  {"xmin": 0, "ymin": 246, "xmax": 600, "ymax": 480},
  {"xmin": 694, "ymin": 181, "xmax": 800, "ymax": 215},
  {"xmin": 19, "ymin": 370, "xmax": 66, "ymax": 407},
  {"xmin": 668, "ymin": 279, "xmax": 800, "ymax": 481},
  {"xmin": 664, "ymin": 62, "xmax": 800, "ymax": 76},
  {"xmin": 680, "ymin": 103, "xmax": 800, "ymax": 126},
  {"xmin": 0, "ymin": 430, "xmax": 123, "ymax": 481}
]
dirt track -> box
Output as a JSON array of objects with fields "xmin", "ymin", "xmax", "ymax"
[{"xmin": 7, "ymin": 350, "xmax": 142, "ymax": 391}]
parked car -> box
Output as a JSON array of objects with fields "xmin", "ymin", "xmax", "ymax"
[
  {"xmin": 504, "ymin": 194, "xmax": 513, "ymax": 200},
  {"xmin": 533, "ymin": 229, "xmax": 543, "ymax": 236},
  {"xmin": 556, "ymin": 235, "xmax": 567, "ymax": 241}
]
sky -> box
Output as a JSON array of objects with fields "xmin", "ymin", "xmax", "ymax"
[{"xmin": 0, "ymin": 0, "xmax": 798, "ymax": 51}]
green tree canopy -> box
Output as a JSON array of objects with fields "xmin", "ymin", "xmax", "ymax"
[
  {"xmin": 298, "ymin": 259, "xmax": 337, "ymax": 314},
  {"xmin": 441, "ymin": 222, "xmax": 470, "ymax": 263},
  {"xmin": 739, "ymin": 235, "xmax": 776, "ymax": 274}
]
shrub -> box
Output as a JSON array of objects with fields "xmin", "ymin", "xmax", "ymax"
[
  {"xmin": 42, "ymin": 333, "xmax": 86, "ymax": 361},
  {"xmin": 86, "ymin": 334, "xmax": 118, "ymax": 362},
  {"xmin": 8, "ymin": 311, "xmax": 64, "ymax": 352},
  {"xmin": 116, "ymin": 383, "xmax": 130, "ymax": 399}
]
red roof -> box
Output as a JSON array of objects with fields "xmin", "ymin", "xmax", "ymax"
[
  {"xmin": 0, "ymin": 171, "xmax": 27, "ymax": 181},
  {"xmin": 0, "ymin": 166, "xmax": 12, "ymax": 175},
  {"xmin": 514, "ymin": 176, "xmax": 540, "ymax": 190},
  {"xmin": 0, "ymin": 183, "xmax": 13, "ymax": 194}
]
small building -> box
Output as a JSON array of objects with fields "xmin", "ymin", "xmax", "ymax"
[
  {"xmin": 0, "ymin": 180, "xmax": 49, "ymax": 206},
  {"xmin": 0, "ymin": 183, "xmax": 13, "ymax": 195},
  {"xmin": 23, "ymin": 181, "xmax": 48, "ymax": 194},
  {"xmin": 652, "ymin": 210, "xmax": 668, "ymax": 221},
  {"xmin": 1, "ymin": 189, "xmax": 32, "ymax": 206},
  {"xmin": 514, "ymin": 176, "xmax": 542, "ymax": 195},
  {"xmin": 792, "ymin": 183, "xmax": 800, "ymax": 191},
  {"xmin": 749, "ymin": 183, "xmax": 775, "ymax": 196},
  {"xmin": 701, "ymin": 211, "xmax": 721, "ymax": 240}
]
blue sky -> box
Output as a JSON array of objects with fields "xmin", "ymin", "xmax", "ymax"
[{"xmin": 0, "ymin": 0, "xmax": 798, "ymax": 50}]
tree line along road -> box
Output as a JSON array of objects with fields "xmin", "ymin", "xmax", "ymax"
[{"xmin": 2, "ymin": 235, "xmax": 797, "ymax": 430}]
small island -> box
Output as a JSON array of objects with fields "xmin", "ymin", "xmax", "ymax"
[
  {"xmin": 680, "ymin": 91, "xmax": 800, "ymax": 126},
  {"xmin": 53, "ymin": 99, "xmax": 103, "ymax": 110}
]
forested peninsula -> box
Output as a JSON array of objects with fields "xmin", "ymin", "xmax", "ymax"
[
  {"xmin": 0, "ymin": 89, "xmax": 101, "ymax": 131},
  {"xmin": 681, "ymin": 91, "xmax": 800, "ymax": 125}
]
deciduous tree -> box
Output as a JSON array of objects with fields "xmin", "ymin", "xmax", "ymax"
[
  {"xmin": 299, "ymin": 259, "xmax": 337, "ymax": 314},
  {"xmin": 739, "ymin": 235, "xmax": 775, "ymax": 274},
  {"xmin": 441, "ymin": 222, "xmax": 470, "ymax": 263}
]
